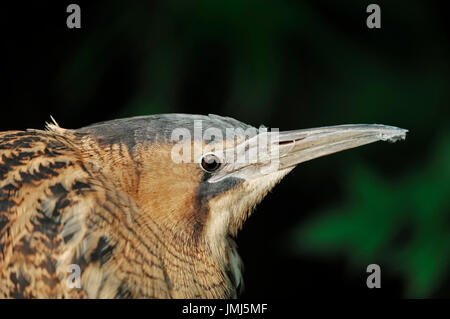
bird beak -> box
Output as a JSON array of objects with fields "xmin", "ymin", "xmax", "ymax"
[
  {"xmin": 206, "ymin": 124, "xmax": 407, "ymax": 183},
  {"xmin": 274, "ymin": 124, "xmax": 408, "ymax": 171}
]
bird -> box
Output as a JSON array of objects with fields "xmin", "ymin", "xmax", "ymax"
[{"xmin": 0, "ymin": 114, "xmax": 407, "ymax": 298}]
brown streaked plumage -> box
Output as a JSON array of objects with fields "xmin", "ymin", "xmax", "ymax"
[{"xmin": 0, "ymin": 114, "xmax": 407, "ymax": 298}]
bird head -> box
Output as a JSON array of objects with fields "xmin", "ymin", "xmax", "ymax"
[{"xmin": 74, "ymin": 114, "xmax": 407, "ymax": 252}]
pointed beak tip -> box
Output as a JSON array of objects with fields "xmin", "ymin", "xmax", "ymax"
[{"xmin": 376, "ymin": 125, "xmax": 408, "ymax": 143}]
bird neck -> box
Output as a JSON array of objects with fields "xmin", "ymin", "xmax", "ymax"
[
  {"xmin": 74, "ymin": 136, "xmax": 238, "ymax": 297},
  {"xmin": 76, "ymin": 136, "xmax": 141, "ymax": 197}
]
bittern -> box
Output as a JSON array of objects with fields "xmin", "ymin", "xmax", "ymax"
[{"xmin": 0, "ymin": 114, "xmax": 407, "ymax": 298}]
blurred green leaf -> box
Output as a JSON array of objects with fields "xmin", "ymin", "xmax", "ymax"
[{"xmin": 291, "ymin": 131, "xmax": 450, "ymax": 297}]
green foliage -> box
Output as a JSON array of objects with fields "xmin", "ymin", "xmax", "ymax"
[{"xmin": 291, "ymin": 132, "xmax": 450, "ymax": 297}]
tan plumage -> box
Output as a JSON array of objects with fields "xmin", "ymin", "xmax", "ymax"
[
  {"xmin": 0, "ymin": 125, "xmax": 234, "ymax": 298},
  {"xmin": 0, "ymin": 114, "xmax": 407, "ymax": 298}
]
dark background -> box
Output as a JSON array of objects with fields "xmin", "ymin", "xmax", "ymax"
[{"xmin": 1, "ymin": 1, "xmax": 449, "ymax": 298}]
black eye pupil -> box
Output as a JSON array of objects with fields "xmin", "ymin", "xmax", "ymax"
[{"xmin": 201, "ymin": 154, "xmax": 221, "ymax": 172}]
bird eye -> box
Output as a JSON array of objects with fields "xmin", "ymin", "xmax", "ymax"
[{"xmin": 200, "ymin": 153, "xmax": 221, "ymax": 173}]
